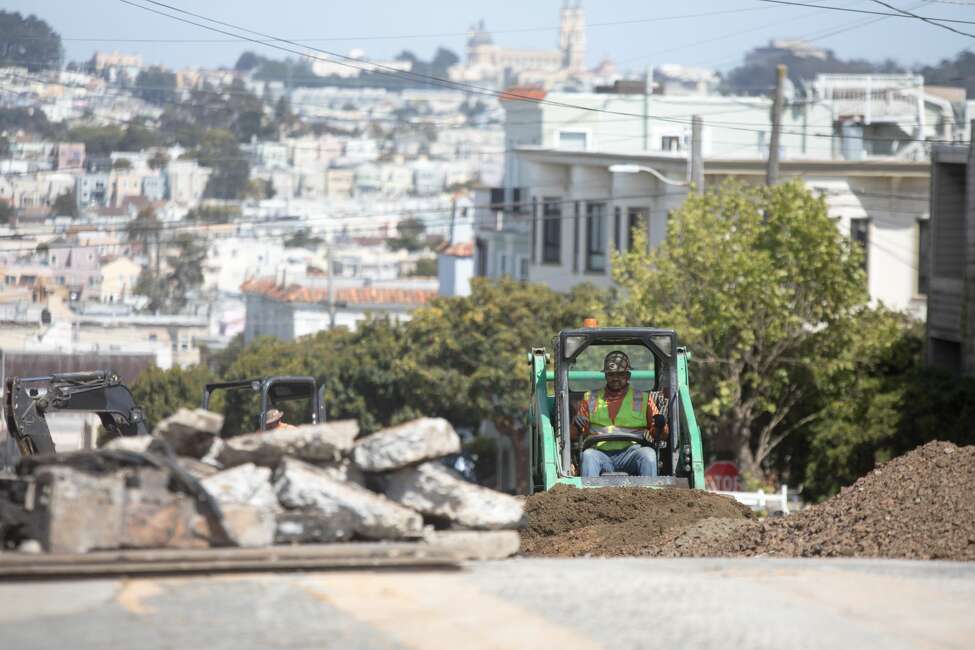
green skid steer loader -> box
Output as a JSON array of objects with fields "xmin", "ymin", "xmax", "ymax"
[{"xmin": 528, "ymin": 325, "xmax": 706, "ymax": 493}]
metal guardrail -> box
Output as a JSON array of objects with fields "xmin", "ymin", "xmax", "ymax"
[{"xmin": 713, "ymin": 485, "xmax": 791, "ymax": 515}]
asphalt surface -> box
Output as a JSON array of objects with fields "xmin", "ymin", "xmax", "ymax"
[{"xmin": 1, "ymin": 557, "xmax": 973, "ymax": 649}]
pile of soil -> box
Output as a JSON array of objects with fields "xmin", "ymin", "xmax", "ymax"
[
  {"xmin": 522, "ymin": 441, "xmax": 975, "ymax": 561},
  {"xmin": 520, "ymin": 484, "xmax": 752, "ymax": 556}
]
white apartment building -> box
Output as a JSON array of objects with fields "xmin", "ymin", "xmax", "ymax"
[{"xmin": 476, "ymin": 83, "xmax": 950, "ymax": 317}]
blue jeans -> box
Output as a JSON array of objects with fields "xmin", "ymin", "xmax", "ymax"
[{"xmin": 582, "ymin": 445, "xmax": 658, "ymax": 477}]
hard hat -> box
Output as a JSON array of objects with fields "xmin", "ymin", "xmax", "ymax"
[
  {"xmin": 265, "ymin": 409, "xmax": 284, "ymax": 425},
  {"xmin": 603, "ymin": 351, "xmax": 631, "ymax": 373}
]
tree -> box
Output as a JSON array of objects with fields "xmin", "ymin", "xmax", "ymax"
[
  {"xmin": 192, "ymin": 129, "xmax": 251, "ymax": 200},
  {"xmin": 0, "ymin": 107, "xmax": 55, "ymax": 137},
  {"xmin": 118, "ymin": 124, "xmax": 164, "ymax": 152},
  {"xmin": 112, "ymin": 158, "xmax": 132, "ymax": 171},
  {"xmin": 148, "ymin": 151, "xmax": 170, "ymax": 171},
  {"xmin": 129, "ymin": 364, "xmax": 213, "ymax": 428},
  {"xmin": 234, "ymin": 51, "xmax": 262, "ymax": 73},
  {"xmin": 387, "ymin": 217, "xmax": 427, "ymax": 252},
  {"xmin": 66, "ymin": 125, "xmax": 125, "ymax": 157},
  {"xmin": 919, "ymin": 49, "xmax": 975, "ymax": 97},
  {"xmin": 134, "ymin": 67, "xmax": 178, "ymax": 106},
  {"xmin": 409, "ymin": 257, "xmax": 438, "ymax": 277},
  {"xmin": 164, "ymin": 233, "xmax": 207, "ymax": 312},
  {"xmin": 431, "ymin": 48, "xmax": 460, "ymax": 76},
  {"xmin": 284, "ymin": 229, "xmax": 323, "ymax": 249},
  {"xmin": 611, "ymin": 180, "xmax": 869, "ymax": 477},
  {"xmin": 0, "ymin": 11, "xmax": 63, "ymax": 71},
  {"xmin": 50, "ymin": 190, "xmax": 77, "ymax": 218},
  {"xmin": 798, "ymin": 314, "xmax": 975, "ymax": 500},
  {"xmin": 0, "ymin": 201, "xmax": 13, "ymax": 225}
]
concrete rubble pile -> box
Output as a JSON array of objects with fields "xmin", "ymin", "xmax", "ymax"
[{"xmin": 0, "ymin": 409, "xmax": 523, "ymax": 561}]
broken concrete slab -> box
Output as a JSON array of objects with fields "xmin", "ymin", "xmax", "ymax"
[
  {"xmin": 201, "ymin": 464, "xmax": 280, "ymax": 548},
  {"xmin": 32, "ymin": 465, "xmax": 213, "ymax": 553},
  {"xmin": 177, "ymin": 457, "xmax": 220, "ymax": 480},
  {"xmin": 274, "ymin": 458, "xmax": 423, "ymax": 540},
  {"xmin": 352, "ymin": 418, "xmax": 460, "ymax": 472},
  {"xmin": 201, "ymin": 463, "xmax": 277, "ymax": 509},
  {"xmin": 216, "ymin": 420, "xmax": 359, "ymax": 468},
  {"xmin": 32, "ymin": 466, "xmax": 125, "ymax": 554},
  {"xmin": 152, "ymin": 409, "xmax": 224, "ymax": 458},
  {"xmin": 103, "ymin": 436, "xmax": 154, "ymax": 454},
  {"xmin": 422, "ymin": 529, "xmax": 521, "ymax": 561},
  {"xmin": 382, "ymin": 463, "xmax": 524, "ymax": 530},
  {"xmin": 274, "ymin": 509, "xmax": 358, "ymax": 544}
]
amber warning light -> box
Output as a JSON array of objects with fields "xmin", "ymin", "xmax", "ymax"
[{"xmin": 582, "ymin": 318, "xmax": 598, "ymax": 328}]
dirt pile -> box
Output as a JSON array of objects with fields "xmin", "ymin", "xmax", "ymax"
[
  {"xmin": 520, "ymin": 484, "xmax": 752, "ymax": 556},
  {"xmin": 522, "ymin": 441, "xmax": 975, "ymax": 561},
  {"xmin": 661, "ymin": 440, "xmax": 975, "ymax": 560}
]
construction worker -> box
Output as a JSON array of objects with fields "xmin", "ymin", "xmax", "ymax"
[
  {"xmin": 265, "ymin": 409, "xmax": 295, "ymax": 430},
  {"xmin": 572, "ymin": 350, "xmax": 668, "ymax": 477}
]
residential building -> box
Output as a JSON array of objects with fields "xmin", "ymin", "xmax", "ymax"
[
  {"xmin": 76, "ymin": 173, "xmax": 111, "ymax": 209},
  {"xmin": 325, "ymin": 167, "xmax": 355, "ymax": 198},
  {"xmin": 99, "ymin": 256, "xmax": 141, "ymax": 304},
  {"xmin": 204, "ymin": 237, "xmax": 287, "ymax": 295},
  {"xmin": 438, "ymin": 242, "xmax": 474, "ymax": 297},
  {"xmin": 493, "ymin": 148, "xmax": 929, "ymax": 315},
  {"xmin": 926, "ymin": 136, "xmax": 975, "ymax": 374},
  {"xmin": 48, "ymin": 243, "xmax": 103, "ymax": 301},
  {"xmin": 165, "ymin": 160, "xmax": 211, "ymax": 205},
  {"xmin": 56, "ymin": 143, "xmax": 86, "ymax": 171},
  {"xmin": 241, "ymin": 277, "xmax": 436, "ymax": 341}
]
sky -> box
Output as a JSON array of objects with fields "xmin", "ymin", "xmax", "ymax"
[{"xmin": 4, "ymin": 0, "xmax": 973, "ymax": 73}]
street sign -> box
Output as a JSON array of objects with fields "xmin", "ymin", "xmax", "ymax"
[{"xmin": 705, "ymin": 461, "xmax": 740, "ymax": 491}]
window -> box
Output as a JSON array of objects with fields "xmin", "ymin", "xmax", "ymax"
[
  {"xmin": 613, "ymin": 206, "xmax": 622, "ymax": 252},
  {"xmin": 572, "ymin": 201, "xmax": 580, "ymax": 273},
  {"xmin": 586, "ymin": 202, "xmax": 607, "ymax": 273},
  {"xmin": 475, "ymin": 238, "xmax": 488, "ymax": 276},
  {"xmin": 850, "ymin": 217, "xmax": 869, "ymax": 276},
  {"xmin": 661, "ymin": 136, "xmax": 681, "ymax": 152},
  {"xmin": 917, "ymin": 219, "xmax": 930, "ymax": 295},
  {"xmin": 542, "ymin": 198, "xmax": 562, "ymax": 264},
  {"xmin": 519, "ymin": 257, "xmax": 529, "ymax": 281},
  {"xmin": 530, "ymin": 196, "xmax": 538, "ymax": 264},
  {"xmin": 556, "ymin": 130, "xmax": 589, "ymax": 151},
  {"xmin": 628, "ymin": 207, "xmax": 648, "ymax": 251}
]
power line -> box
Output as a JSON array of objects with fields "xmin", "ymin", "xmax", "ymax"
[
  {"xmin": 118, "ymin": 1, "xmax": 965, "ymax": 145},
  {"xmin": 870, "ymin": 0, "xmax": 975, "ymax": 37},
  {"xmin": 28, "ymin": 7, "xmax": 783, "ymax": 44},
  {"xmin": 755, "ymin": 0, "xmax": 975, "ymax": 25}
]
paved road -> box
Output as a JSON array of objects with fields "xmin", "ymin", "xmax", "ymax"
[{"xmin": 1, "ymin": 557, "xmax": 973, "ymax": 649}]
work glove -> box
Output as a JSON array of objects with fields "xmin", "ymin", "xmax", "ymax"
[{"xmin": 573, "ymin": 414, "xmax": 589, "ymax": 431}]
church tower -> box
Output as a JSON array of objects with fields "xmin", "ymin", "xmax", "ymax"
[{"xmin": 559, "ymin": 1, "xmax": 586, "ymax": 74}]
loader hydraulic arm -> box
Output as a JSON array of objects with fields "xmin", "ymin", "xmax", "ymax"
[{"xmin": 3, "ymin": 371, "xmax": 148, "ymax": 457}]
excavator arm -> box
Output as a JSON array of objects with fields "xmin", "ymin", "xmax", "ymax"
[{"xmin": 3, "ymin": 371, "xmax": 148, "ymax": 457}]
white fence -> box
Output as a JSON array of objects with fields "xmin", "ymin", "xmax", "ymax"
[{"xmin": 713, "ymin": 485, "xmax": 791, "ymax": 514}]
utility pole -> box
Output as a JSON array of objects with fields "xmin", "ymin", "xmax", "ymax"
[
  {"xmin": 327, "ymin": 243, "xmax": 336, "ymax": 329},
  {"xmin": 690, "ymin": 115, "xmax": 704, "ymax": 193},
  {"xmin": 448, "ymin": 197, "xmax": 457, "ymax": 244},
  {"xmin": 643, "ymin": 65, "xmax": 653, "ymax": 151},
  {"xmin": 766, "ymin": 64, "xmax": 786, "ymax": 186}
]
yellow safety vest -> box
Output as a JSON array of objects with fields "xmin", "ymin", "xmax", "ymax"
[{"xmin": 586, "ymin": 386, "xmax": 648, "ymax": 451}]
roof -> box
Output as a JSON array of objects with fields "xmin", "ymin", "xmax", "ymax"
[
  {"xmin": 500, "ymin": 86, "xmax": 547, "ymax": 103},
  {"xmin": 240, "ymin": 277, "xmax": 436, "ymax": 307},
  {"xmin": 441, "ymin": 242, "xmax": 474, "ymax": 258}
]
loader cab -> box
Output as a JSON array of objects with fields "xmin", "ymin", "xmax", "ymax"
[
  {"xmin": 529, "ymin": 326, "xmax": 706, "ymax": 493},
  {"xmin": 202, "ymin": 376, "xmax": 326, "ymax": 436}
]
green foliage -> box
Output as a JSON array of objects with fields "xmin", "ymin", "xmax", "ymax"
[
  {"xmin": 135, "ymin": 67, "xmax": 178, "ymax": 106},
  {"xmin": 235, "ymin": 51, "xmax": 262, "ymax": 72},
  {"xmin": 409, "ymin": 257, "xmax": 438, "ymax": 277},
  {"xmin": 50, "ymin": 190, "xmax": 77, "ymax": 218},
  {"xmin": 112, "ymin": 157, "xmax": 132, "ymax": 171},
  {"xmin": 800, "ymin": 317, "xmax": 975, "ymax": 499},
  {"xmin": 284, "ymin": 229, "xmax": 323, "ymax": 249},
  {"xmin": 148, "ymin": 151, "xmax": 170, "ymax": 170},
  {"xmin": 185, "ymin": 205, "xmax": 241, "ymax": 224},
  {"xmin": 0, "ymin": 11, "xmax": 63, "ymax": 71},
  {"xmin": 118, "ymin": 125, "xmax": 164, "ymax": 152},
  {"xmin": 611, "ymin": 180, "xmax": 868, "ymax": 475},
  {"xmin": 0, "ymin": 107, "xmax": 56, "ymax": 137},
  {"xmin": 134, "ymin": 232, "xmax": 206, "ymax": 313},
  {"xmin": 919, "ymin": 50, "xmax": 975, "ymax": 97},
  {"xmin": 387, "ymin": 218, "xmax": 427, "ymax": 252},
  {"xmin": 65, "ymin": 125, "xmax": 124, "ymax": 157},
  {"xmin": 190, "ymin": 129, "xmax": 251, "ymax": 200},
  {"xmin": 129, "ymin": 364, "xmax": 213, "ymax": 429}
]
